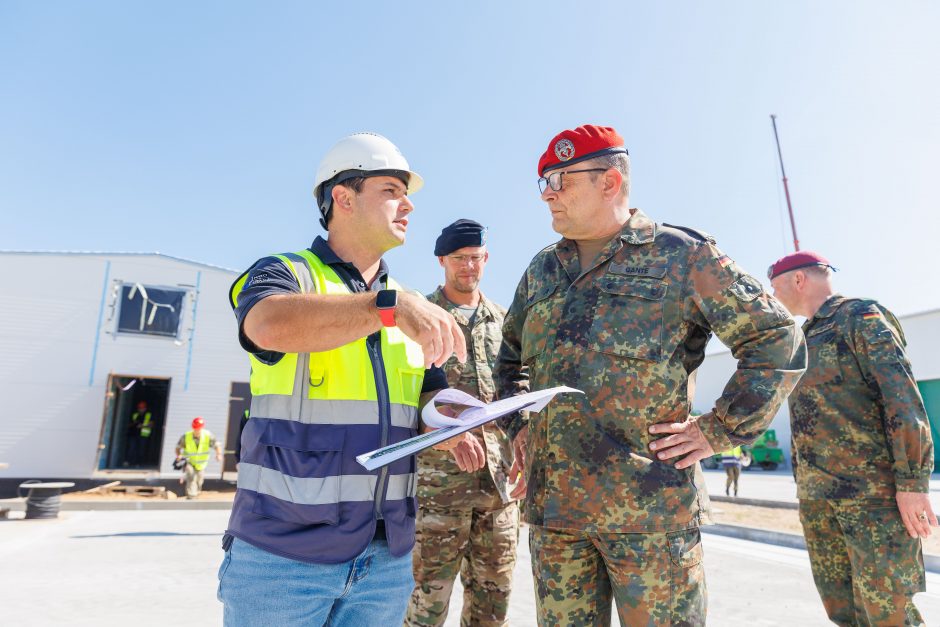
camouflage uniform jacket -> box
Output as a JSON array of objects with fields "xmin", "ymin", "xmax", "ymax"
[
  {"xmin": 789, "ymin": 294, "xmax": 933, "ymax": 499},
  {"xmin": 418, "ymin": 288, "xmax": 517, "ymax": 505},
  {"xmin": 494, "ymin": 208, "xmax": 806, "ymax": 533}
]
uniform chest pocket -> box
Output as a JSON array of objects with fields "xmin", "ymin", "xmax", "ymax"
[
  {"xmin": 521, "ymin": 283, "xmax": 558, "ymax": 364},
  {"xmin": 588, "ymin": 277, "xmax": 666, "ymax": 361}
]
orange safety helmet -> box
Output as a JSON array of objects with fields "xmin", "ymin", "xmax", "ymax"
[{"xmin": 192, "ymin": 417, "xmax": 205, "ymax": 429}]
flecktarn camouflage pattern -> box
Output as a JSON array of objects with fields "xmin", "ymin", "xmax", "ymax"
[
  {"xmin": 791, "ymin": 294, "xmax": 932, "ymax": 626},
  {"xmin": 790, "ymin": 295, "xmax": 933, "ymax": 499},
  {"xmin": 406, "ymin": 289, "xmax": 519, "ymax": 627},
  {"xmin": 800, "ymin": 499, "xmax": 926, "ymax": 626},
  {"xmin": 495, "ymin": 208, "xmax": 805, "ymax": 625}
]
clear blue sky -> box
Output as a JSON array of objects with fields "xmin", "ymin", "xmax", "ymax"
[{"xmin": 2, "ymin": 1, "xmax": 938, "ymax": 318}]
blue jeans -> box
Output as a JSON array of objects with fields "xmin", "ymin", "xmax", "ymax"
[{"xmin": 217, "ymin": 536, "xmax": 414, "ymax": 626}]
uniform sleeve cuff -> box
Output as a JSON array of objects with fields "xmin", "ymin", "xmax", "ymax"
[
  {"xmin": 503, "ymin": 411, "xmax": 529, "ymax": 441},
  {"xmin": 894, "ymin": 474, "xmax": 931, "ymax": 493},
  {"xmin": 695, "ymin": 412, "xmax": 735, "ymax": 455}
]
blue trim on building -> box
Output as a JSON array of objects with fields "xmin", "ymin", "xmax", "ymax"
[
  {"xmin": 88, "ymin": 260, "xmax": 111, "ymax": 386},
  {"xmin": 184, "ymin": 271, "xmax": 202, "ymax": 391}
]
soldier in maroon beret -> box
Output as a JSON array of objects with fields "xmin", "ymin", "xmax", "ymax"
[
  {"xmin": 769, "ymin": 251, "xmax": 935, "ymax": 626},
  {"xmin": 495, "ymin": 124, "xmax": 806, "ymax": 626}
]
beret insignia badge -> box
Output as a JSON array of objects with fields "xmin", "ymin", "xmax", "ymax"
[{"xmin": 554, "ymin": 138, "xmax": 575, "ymax": 161}]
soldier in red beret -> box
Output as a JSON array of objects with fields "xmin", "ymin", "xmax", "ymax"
[
  {"xmin": 495, "ymin": 124, "xmax": 806, "ymax": 626},
  {"xmin": 769, "ymin": 251, "xmax": 935, "ymax": 625}
]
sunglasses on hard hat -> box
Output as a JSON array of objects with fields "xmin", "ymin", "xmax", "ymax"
[{"xmin": 537, "ymin": 168, "xmax": 608, "ymax": 194}]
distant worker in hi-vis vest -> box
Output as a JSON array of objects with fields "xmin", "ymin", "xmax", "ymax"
[
  {"xmin": 125, "ymin": 400, "xmax": 152, "ymax": 467},
  {"xmin": 217, "ymin": 133, "xmax": 468, "ymax": 627},
  {"xmin": 720, "ymin": 446, "xmax": 746, "ymax": 497},
  {"xmin": 174, "ymin": 416, "xmax": 222, "ymax": 498}
]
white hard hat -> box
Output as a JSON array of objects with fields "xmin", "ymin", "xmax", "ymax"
[{"xmin": 313, "ymin": 133, "xmax": 423, "ymax": 228}]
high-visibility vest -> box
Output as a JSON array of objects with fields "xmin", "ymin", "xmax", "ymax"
[
  {"xmin": 721, "ymin": 446, "xmax": 744, "ymax": 466},
  {"xmin": 184, "ymin": 430, "xmax": 212, "ymax": 471},
  {"xmin": 132, "ymin": 411, "xmax": 153, "ymax": 438},
  {"xmin": 225, "ymin": 249, "xmax": 426, "ymax": 563}
]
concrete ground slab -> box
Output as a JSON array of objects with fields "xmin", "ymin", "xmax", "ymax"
[{"xmin": 4, "ymin": 510, "xmax": 940, "ymax": 626}]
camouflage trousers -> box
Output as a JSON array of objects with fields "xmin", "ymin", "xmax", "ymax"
[
  {"xmin": 799, "ymin": 499, "xmax": 926, "ymax": 627},
  {"xmin": 405, "ymin": 488, "xmax": 519, "ymax": 627},
  {"xmin": 183, "ymin": 465, "xmax": 205, "ymax": 498},
  {"xmin": 529, "ymin": 525, "xmax": 706, "ymax": 627}
]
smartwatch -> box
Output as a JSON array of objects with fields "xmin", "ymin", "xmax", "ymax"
[{"xmin": 376, "ymin": 289, "xmax": 398, "ymax": 327}]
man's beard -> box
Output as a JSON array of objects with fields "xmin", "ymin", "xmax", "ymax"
[{"xmin": 452, "ymin": 278, "xmax": 479, "ymax": 293}]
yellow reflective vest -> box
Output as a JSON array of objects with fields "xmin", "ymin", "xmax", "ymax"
[
  {"xmin": 184, "ymin": 430, "xmax": 212, "ymax": 471},
  {"xmin": 226, "ymin": 248, "xmax": 427, "ymax": 562},
  {"xmin": 132, "ymin": 411, "xmax": 153, "ymax": 438}
]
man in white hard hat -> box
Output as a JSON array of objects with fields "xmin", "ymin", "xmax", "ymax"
[{"xmin": 218, "ymin": 133, "xmax": 469, "ymax": 626}]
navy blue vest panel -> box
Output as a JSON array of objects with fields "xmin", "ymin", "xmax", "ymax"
[
  {"xmin": 228, "ymin": 491, "xmax": 417, "ymax": 564},
  {"xmin": 226, "ymin": 417, "xmax": 418, "ymax": 563}
]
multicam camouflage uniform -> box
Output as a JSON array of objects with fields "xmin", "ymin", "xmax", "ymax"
[
  {"xmin": 405, "ymin": 288, "xmax": 519, "ymax": 627},
  {"xmin": 790, "ymin": 294, "xmax": 933, "ymax": 627},
  {"xmin": 495, "ymin": 209, "xmax": 806, "ymax": 627}
]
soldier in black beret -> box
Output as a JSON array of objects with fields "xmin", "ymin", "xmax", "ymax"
[{"xmin": 407, "ymin": 219, "xmax": 520, "ymax": 627}]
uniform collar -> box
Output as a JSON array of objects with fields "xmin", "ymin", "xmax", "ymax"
[
  {"xmin": 555, "ymin": 208, "xmax": 656, "ymax": 279},
  {"xmin": 803, "ymin": 294, "xmax": 846, "ymax": 334},
  {"xmin": 428, "ymin": 286, "xmax": 493, "ymax": 326},
  {"xmin": 619, "ymin": 208, "xmax": 657, "ymax": 245},
  {"xmin": 809, "ymin": 293, "xmax": 845, "ymax": 321}
]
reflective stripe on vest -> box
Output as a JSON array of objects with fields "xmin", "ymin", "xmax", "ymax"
[
  {"xmin": 227, "ymin": 249, "xmax": 426, "ymax": 562},
  {"xmin": 231, "ymin": 252, "xmax": 426, "ymax": 408},
  {"xmin": 237, "ymin": 463, "xmax": 415, "ymax": 504},
  {"xmin": 249, "ymin": 397, "xmax": 416, "ymax": 427},
  {"xmin": 184, "ymin": 431, "xmax": 211, "ymax": 470}
]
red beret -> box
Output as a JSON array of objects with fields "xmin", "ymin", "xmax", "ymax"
[
  {"xmin": 767, "ymin": 251, "xmax": 837, "ymax": 280},
  {"xmin": 538, "ymin": 125, "xmax": 628, "ymax": 176}
]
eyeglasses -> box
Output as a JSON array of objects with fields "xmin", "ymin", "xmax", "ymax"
[
  {"xmin": 537, "ymin": 168, "xmax": 608, "ymax": 194},
  {"xmin": 447, "ymin": 254, "xmax": 486, "ymax": 265}
]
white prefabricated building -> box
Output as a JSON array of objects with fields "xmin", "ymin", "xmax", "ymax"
[
  {"xmin": 694, "ymin": 307, "xmax": 940, "ymax": 469},
  {"xmin": 0, "ymin": 251, "xmax": 251, "ymax": 480}
]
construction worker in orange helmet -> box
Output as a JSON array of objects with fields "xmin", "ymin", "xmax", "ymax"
[{"xmin": 174, "ymin": 416, "xmax": 222, "ymax": 499}]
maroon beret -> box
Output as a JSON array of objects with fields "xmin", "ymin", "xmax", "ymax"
[
  {"xmin": 767, "ymin": 251, "xmax": 837, "ymax": 280},
  {"xmin": 538, "ymin": 125, "xmax": 628, "ymax": 176}
]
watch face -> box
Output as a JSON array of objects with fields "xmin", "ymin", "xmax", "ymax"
[{"xmin": 376, "ymin": 289, "xmax": 397, "ymax": 309}]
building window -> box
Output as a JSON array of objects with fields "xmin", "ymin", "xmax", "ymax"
[{"xmin": 117, "ymin": 284, "xmax": 186, "ymax": 337}]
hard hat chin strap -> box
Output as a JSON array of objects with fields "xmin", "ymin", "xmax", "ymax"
[{"xmin": 318, "ymin": 183, "xmax": 335, "ymax": 230}]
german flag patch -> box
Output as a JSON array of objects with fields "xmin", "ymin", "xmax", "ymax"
[
  {"xmin": 718, "ymin": 255, "xmax": 733, "ymax": 268},
  {"xmin": 862, "ymin": 311, "xmax": 880, "ymax": 320}
]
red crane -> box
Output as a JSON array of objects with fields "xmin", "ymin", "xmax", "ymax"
[{"xmin": 770, "ymin": 114, "xmax": 800, "ymax": 251}]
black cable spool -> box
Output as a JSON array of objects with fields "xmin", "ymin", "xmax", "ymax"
[{"xmin": 18, "ymin": 480, "xmax": 68, "ymax": 519}]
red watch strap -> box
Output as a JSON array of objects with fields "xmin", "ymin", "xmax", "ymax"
[{"xmin": 378, "ymin": 307, "xmax": 396, "ymax": 327}]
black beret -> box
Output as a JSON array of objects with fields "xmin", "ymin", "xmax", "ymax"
[{"xmin": 434, "ymin": 219, "xmax": 487, "ymax": 256}]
